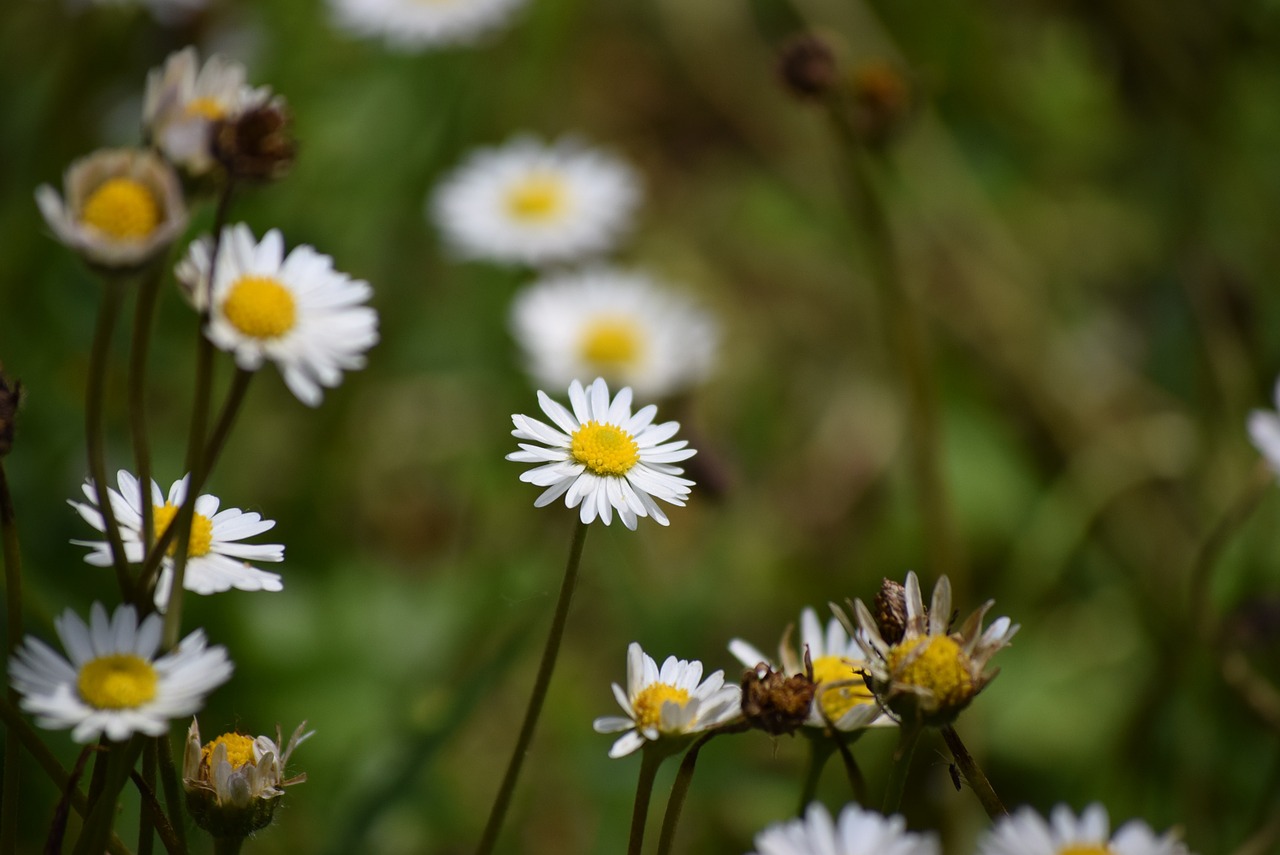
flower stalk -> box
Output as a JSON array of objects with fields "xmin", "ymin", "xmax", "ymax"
[
  {"xmin": 86, "ymin": 280, "xmax": 133, "ymax": 599},
  {"xmin": 627, "ymin": 745, "xmax": 664, "ymax": 855},
  {"xmin": 941, "ymin": 725, "xmax": 1006, "ymax": 819}
]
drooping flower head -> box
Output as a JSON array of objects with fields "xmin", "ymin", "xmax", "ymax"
[
  {"xmin": 328, "ymin": 0, "xmax": 528, "ymax": 50},
  {"xmin": 747, "ymin": 802, "xmax": 940, "ymax": 855},
  {"xmin": 592, "ymin": 642, "xmax": 741, "ymax": 758},
  {"xmin": 507, "ymin": 377, "xmax": 695, "ymax": 529},
  {"xmin": 8, "ymin": 603, "xmax": 232, "ymax": 743},
  {"xmin": 977, "ymin": 804, "xmax": 1193, "ymax": 855}
]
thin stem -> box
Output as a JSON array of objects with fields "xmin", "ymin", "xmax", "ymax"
[
  {"xmin": 157, "ymin": 734, "xmax": 188, "ymax": 853},
  {"xmin": 72, "ymin": 737, "xmax": 146, "ymax": 855},
  {"xmin": 797, "ymin": 737, "xmax": 835, "ymax": 814},
  {"xmin": 627, "ymin": 747, "xmax": 664, "ymax": 855},
  {"xmin": 130, "ymin": 765, "xmax": 182, "ymax": 855},
  {"xmin": 655, "ymin": 728, "xmax": 742, "ymax": 855},
  {"xmin": 138, "ymin": 741, "xmax": 156, "ymax": 855},
  {"xmin": 202, "ymin": 368, "xmax": 254, "ymax": 476},
  {"xmin": 1189, "ymin": 458, "xmax": 1272, "ymax": 638},
  {"xmin": 831, "ymin": 734, "xmax": 868, "ymax": 805},
  {"xmin": 940, "ymin": 725, "xmax": 1007, "ymax": 819},
  {"xmin": 129, "ymin": 266, "xmax": 164, "ymax": 566},
  {"xmin": 474, "ymin": 520, "xmax": 589, "ymax": 855},
  {"xmin": 86, "ymin": 281, "xmax": 133, "ymax": 598},
  {"xmin": 0, "ymin": 463, "xmax": 22, "ymax": 854},
  {"xmin": 881, "ymin": 721, "xmax": 921, "ymax": 814}
]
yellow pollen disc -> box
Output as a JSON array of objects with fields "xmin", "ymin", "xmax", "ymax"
[
  {"xmin": 77, "ymin": 654, "xmax": 158, "ymax": 710},
  {"xmin": 811, "ymin": 655, "xmax": 875, "ymax": 722},
  {"xmin": 571, "ymin": 421, "xmax": 640, "ymax": 477},
  {"xmin": 1058, "ymin": 848, "xmax": 1114, "ymax": 855},
  {"xmin": 201, "ymin": 732, "xmax": 256, "ymax": 771},
  {"xmin": 80, "ymin": 177, "xmax": 161, "ymax": 241},
  {"xmin": 505, "ymin": 173, "xmax": 567, "ymax": 222},
  {"xmin": 886, "ymin": 635, "xmax": 974, "ymax": 709},
  {"xmin": 580, "ymin": 318, "xmax": 642, "ymax": 368},
  {"xmin": 152, "ymin": 503, "xmax": 215, "ymax": 558},
  {"xmin": 632, "ymin": 683, "xmax": 691, "ymax": 731},
  {"xmin": 222, "ymin": 275, "xmax": 297, "ymax": 340},
  {"xmin": 184, "ymin": 96, "xmax": 226, "ymax": 120}
]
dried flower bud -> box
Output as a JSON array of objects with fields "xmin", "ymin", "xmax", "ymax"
[
  {"xmin": 212, "ymin": 103, "xmax": 296, "ymax": 182},
  {"xmin": 850, "ymin": 60, "xmax": 912, "ymax": 147},
  {"xmin": 778, "ymin": 34, "xmax": 838, "ymax": 100},
  {"xmin": 740, "ymin": 657, "xmax": 816, "ymax": 736},
  {"xmin": 874, "ymin": 578, "xmax": 908, "ymax": 645},
  {"xmin": 0, "ymin": 370, "xmax": 21, "ymax": 459}
]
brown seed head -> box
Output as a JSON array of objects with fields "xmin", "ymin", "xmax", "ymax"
[
  {"xmin": 778, "ymin": 34, "xmax": 838, "ymax": 100},
  {"xmin": 740, "ymin": 657, "xmax": 816, "ymax": 736},
  {"xmin": 212, "ymin": 103, "xmax": 296, "ymax": 183},
  {"xmin": 874, "ymin": 578, "xmax": 908, "ymax": 645},
  {"xmin": 850, "ymin": 60, "xmax": 912, "ymax": 147}
]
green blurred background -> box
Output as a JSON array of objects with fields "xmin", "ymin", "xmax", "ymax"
[{"xmin": 3, "ymin": 0, "xmax": 1280, "ymax": 852}]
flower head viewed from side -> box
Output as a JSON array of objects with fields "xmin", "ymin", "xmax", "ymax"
[
  {"xmin": 836, "ymin": 572, "xmax": 1018, "ymax": 727},
  {"xmin": 509, "ymin": 267, "xmax": 719, "ymax": 400},
  {"xmin": 593, "ymin": 642, "xmax": 741, "ymax": 758},
  {"xmin": 175, "ymin": 224, "xmax": 379, "ymax": 406},
  {"xmin": 431, "ymin": 135, "xmax": 640, "ymax": 267},
  {"xmin": 507, "ymin": 377, "xmax": 695, "ymax": 529},
  {"xmin": 748, "ymin": 802, "xmax": 940, "ymax": 855},
  {"xmin": 69, "ymin": 470, "xmax": 284, "ymax": 610},
  {"xmin": 328, "ymin": 0, "xmax": 528, "ymax": 50},
  {"xmin": 978, "ymin": 804, "xmax": 1193, "ymax": 855},
  {"xmin": 8, "ymin": 603, "xmax": 232, "ymax": 743},
  {"xmin": 36, "ymin": 147, "xmax": 188, "ymax": 270}
]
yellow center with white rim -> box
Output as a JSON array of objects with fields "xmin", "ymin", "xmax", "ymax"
[
  {"xmin": 184, "ymin": 97, "xmax": 227, "ymax": 121},
  {"xmin": 77, "ymin": 654, "xmax": 158, "ymax": 710},
  {"xmin": 1058, "ymin": 848, "xmax": 1113, "ymax": 855},
  {"xmin": 152, "ymin": 503, "xmax": 214, "ymax": 558},
  {"xmin": 885, "ymin": 635, "xmax": 973, "ymax": 709},
  {"xmin": 571, "ymin": 421, "xmax": 640, "ymax": 477},
  {"xmin": 632, "ymin": 683, "xmax": 691, "ymax": 732},
  {"xmin": 810, "ymin": 655, "xmax": 876, "ymax": 723},
  {"xmin": 505, "ymin": 173, "xmax": 568, "ymax": 222},
  {"xmin": 222, "ymin": 275, "xmax": 298, "ymax": 340},
  {"xmin": 80, "ymin": 178, "xmax": 161, "ymax": 241},
  {"xmin": 201, "ymin": 732, "xmax": 256, "ymax": 772},
  {"xmin": 580, "ymin": 317, "xmax": 642, "ymax": 368}
]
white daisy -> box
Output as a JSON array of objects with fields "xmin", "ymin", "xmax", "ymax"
[
  {"xmin": 507, "ymin": 377, "xmax": 695, "ymax": 529},
  {"xmin": 431, "ymin": 136, "xmax": 640, "ymax": 267},
  {"xmin": 510, "ymin": 267, "xmax": 719, "ymax": 399},
  {"xmin": 8, "ymin": 603, "xmax": 233, "ymax": 743},
  {"xmin": 978, "ymin": 804, "xmax": 1193, "ymax": 855},
  {"xmin": 69, "ymin": 470, "xmax": 284, "ymax": 610},
  {"xmin": 730, "ymin": 607, "xmax": 888, "ymax": 732},
  {"xmin": 748, "ymin": 803, "xmax": 940, "ymax": 855},
  {"xmin": 592, "ymin": 642, "xmax": 741, "ymax": 759},
  {"xmin": 36, "ymin": 147, "xmax": 188, "ymax": 270},
  {"xmin": 328, "ymin": 0, "xmax": 527, "ymax": 50},
  {"xmin": 174, "ymin": 224, "xmax": 379, "ymax": 407},
  {"xmin": 143, "ymin": 47, "xmax": 275, "ymax": 177}
]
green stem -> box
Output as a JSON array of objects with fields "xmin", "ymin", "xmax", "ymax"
[
  {"xmin": 202, "ymin": 369, "xmax": 253, "ymax": 477},
  {"xmin": 156, "ymin": 734, "xmax": 188, "ymax": 853},
  {"xmin": 797, "ymin": 737, "xmax": 835, "ymax": 814},
  {"xmin": 130, "ymin": 764, "xmax": 183, "ymax": 855},
  {"xmin": 832, "ymin": 733, "xmax": 868, "ymax": 805},
  {"xmin": 1189, "ymin": 458, "xmax": 1272, "ymax": 638},
  {"xmin": 0, "ymin": 463, "xmax": 20, "ymax": 855},
  {"xmin": 138, "ymin": 741, "xmax": 156, "ymax": 855},
  {"xmin": 655, "ymin": 730, "xmax": 720, "ymax": 855},
  {"xmin": 128, "ymin": 266, "xmax": 164, "ymax": 571},
  {"xmin": 72, "ymin": 737, "xmax": 146, "ymax": 855},
  {"xmin": 86, "ymin": 280, "xmax": 133, "ymax": 599},
  {"xmin": 940, "ymin": 725, "xmax": 1006, "ymax": 819},
  {"xmin": 474, "ymin": 520, "xmax": 589, "ymax": 855},
  {"xmin": 627, "ymin": 746, "xmax": 664, "ymax": 855},
  {"xmin": 881, "ymin": 721, "xmax": 921, "ymax": 814}
]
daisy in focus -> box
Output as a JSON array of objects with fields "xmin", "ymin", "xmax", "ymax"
[
  {"xmin": 593, "ymin": 642, "xmax": 741, "ymax": 759},
  {"xmin": 69, "ymin": 470, "xmax": 284, "ymax": 609},
  {"xmin": 978, "ymin": 803, "xmax": 1193, "ymax": 855},
  {"xmin": 8, "ymin": 603, "xmax": 232, "ymax": 743},
  {"xmin": 510, "ymin": 267, "xmax": 719, "ymax": 399},
  {"xmin": 748, "ymin": 803, "xmax": 940, "ymax": 855},
  {"xmin": 175, "ymin": 224, "xmax": 379, "ymax": 406},
  {"xmin": 431, "ymin": 136, "xmax": 640, "ymax": 267},
  {"xmin": 328, "ymin": 0, "xmax": 527, "ymax": 50},
  {"xmin": 507, "ymin": 377, "xmax": 695, "ymax": 529},
  {"xmin": 36, "ymin": 148, "xmax": 188, "ymax": 270}
]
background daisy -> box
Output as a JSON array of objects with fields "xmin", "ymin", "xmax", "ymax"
[
  {"xmin": 328, "ymin": 0, "xmax": 528, "ymax": 50},
  {"xmin": 978, "ymin": 804, "xmax": 1193, "ymax": 855},
  {"xmin": 748, "ymin": 803, "xmax": 939, "ymax": 855}
]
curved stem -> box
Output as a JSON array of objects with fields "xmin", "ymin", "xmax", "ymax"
[
  {"xmin": 832, "ymin": 733, "xmax": 868, "ymax": 805},
  {"xmin": 72, "ymin": 737, "xmax": 145, "ymax": 855},
  {"xmin": 655, "ymin": 729, "xmax": 730, "ymax": 855},
  {"xmin": 797, "ymin": 736, "xmax": 835, "ymax": 814},
  {"xmin": 1189, "ymin": 458, "xmax": 1272, "ymax": 638},
  {"xmin": 940, "ymin": 725, "xmax": 1006, "ymax": 819},
  {"xmin": 881, "ymin": 721, "xmax": 921, "ymax": 814},
  {"xmin": 202, "ymin": 369, "xmax": 254, "ymax": 476},
  {"xmin": 129, "ymin": 266, "xmax": 164, "ymax": 570},
  {"xmin": 627, "ymin": 747, "xmax": 664, "ymax": 855},
  {"xmin": 86, "ymin": 281, "xmax": 133, "ymax": 598},
  {"xmin": 474, "ymin": 520, "xmax": 589, "ymax": 855},
  {"xmin": 0, "ymin": 463, "xmax": 22, "ymax": 854},
  {"xmin": 156, "ymin": 734, "xmax": 188, "ymax": 853}
]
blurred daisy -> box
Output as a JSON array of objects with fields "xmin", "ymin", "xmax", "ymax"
[
  {"xmin": 8, "ymin": 603, "xmax": 232, "ymax": 743},
  {"xmin": 978, "ymin": 804, "xmax": 1193, "ymax": 855},
  {"xmin": 730, "ymin": 607, "xmax": 887, "ymax": 733},
  {"xmin": 431, "ymin": 136, "xmax": 640, "ymax": 267},
  {"xmin": 175, "ymin": 224, "xmax": 379, "ymax": 406},
  {"xmin": 1247, "ymin": 378, "xmax": 1280, "ymax": 477},
  {"xmin": 510, "ymin": 267, "xmax": 718, "ymax": 399},
  {"xmin": 328, "ymin": 0, "xmax": 527, "ymax": 50},
  {"xmin": 836, "ymin": 572, "xmax": 1018, "ymax": 727},
  {"xmin": 748, "ymin": 803, "xmax": 939, "ymax": 855},
  {"xmin": 70, "ymin": 470, "xmax": 284, "ymax": 610},
  {"xmin": 507, "ymin": 377, "xmax": 695, "ymax": 529},
  {"xmin": 593, "ymin": 642, "xmax": 741, "ymax": 759},
  {"xmin": 36, "ymin": 148, "xmax": 188, "ymax": 270},
  {"xmin": 143, "ymin": 47, "xmax": 275, "ymax": 177}
]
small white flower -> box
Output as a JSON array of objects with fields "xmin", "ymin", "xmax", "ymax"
[
  {"xmin": 978, "ymin": 804, "xmax": 1193, "ymax": 855},
  {"xmin": 328, "ymin": 0, "xmax": 527, "ymax": 50},
  {"xmin": 510, "ymin": 267, "xmax": 719, "ymax": 399},
  {"xmin": 748, "ymin": 803, "xmax": 939, "ymax": 855},
  {"xmin": 69, "ymin": 470, "xmax": 284, "ymax": 610},
  {"xmin": 8, "ymin": 603, "xmax": 233, "ymax": 743},
  {"xmin": 431, "ymin": 136, "xmax": 640, "ymax": 267},
  {"xmin": 593, "ymin": 642, "xmax": 741, "ymax": 759},
  {"xmin": 507, "ymin": 377, "xmax": 695, "ymax": 529},
  {"xmin": 175, "ymin": 224, "xmax": 379, "ymax": 406}
]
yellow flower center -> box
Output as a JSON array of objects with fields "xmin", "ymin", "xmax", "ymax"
[
  {"xmin": 1059, "ymin": 848, "xmax": 1114, "ymax": 855},
  {"xmin": 77, "ymin": 654, "xmax": 158, "ymax": 710},
  {"xmin": 810, "ymin": 655, "xmax": 875, "ymax": 723},
  {"xmin": 222, "ymin": 275, "xmax": 297, "ymax": 340},
  {"xmin": 201, "ymin": 732, "xmax": 256, "ymax": 771},
  {"xmin": 184, "ymin": 96, "xmax": 226, "ymax": 120},
  {"xmin": 505, "ymin": 173, "xmax": 568, "ymax": 222},
  {"xmin": 580, "ymin": 318, "xmax": 642, "ymax": 368},
  {"xmin": 571, "ymin": 421, "xmax": 640, "ymax": 477},
  {"xmin": 152, "ymin": 503, "xmax": 214, "ymax": 558},
  {"xmin": 632, "ymin": 683, "xmax": 691, "ymax": 731},
  {"xmin": 80, "ymin": 178, "xmax": 161, "ymax": 241},
  {"xmin": 886, "ymin": 635, "xmax": 973, "ymax": 709}
]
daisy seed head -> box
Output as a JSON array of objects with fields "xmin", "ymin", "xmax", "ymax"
[
  {"xmin": 212, "ymin": 102, "xmax": 296, "ymax": 183},
  {"xmin": 739, "ymin": 661, "xmax": 816, "ymax": 736}
]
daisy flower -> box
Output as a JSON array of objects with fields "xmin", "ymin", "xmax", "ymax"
[
  {"xmin": 431, "ymin": 136, "xmax": 640, "ymax": 267},
  {"xmin": 1247, "ymin": 375, "xmax": 1280, "ymax": 478},
  {"xmin": 328, "ymin": 0, "xmax": 527, "ymax": 50},
  {"xmin": 748, "ymin": 803, "xmax": 940, "ymax": 855},
  {"xmin": 729, "ymin": 606, "xmax": 888, "ymax": 733},
  {"xmin": 978, "ymin": 804, "xmax": 1193, "ymax": 855},
  {"xmin": 507, "ymin": 377, "xmax": 695, "ymax": 529},
  {"xmin": 510, "ymin": 267, "xmax": 719, "ymax": 399},
  {"xmin": 174, "ymin": 224, "xmax": 379, "ymax": 407},
  {"xmin": 8, "ymin": 603, "xmax": 232, "ymax": 743},
  {"xmin": 835, "ymin": 572, "xmax": 1018, "ymax": 727},
  {"xmin": 593, "ymin": 642, "xmax": 741, "ymax": 759},
  {"xmin": 36, "ymin": 148, "xmax": 188, "ymax": 270},
  {"xmin": 69, "ymin": 470, "xmax": 284, "ymax": 610}
]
